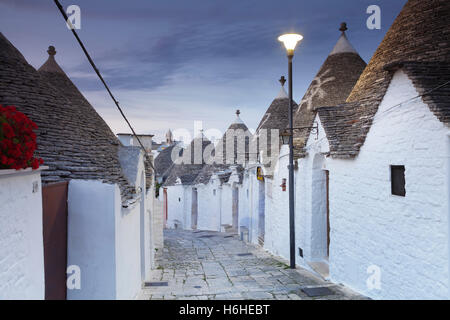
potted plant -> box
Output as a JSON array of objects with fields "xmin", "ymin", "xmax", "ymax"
[{"xmin": 0, "ymin": 105, "xmax": 43, "ymax": 170}]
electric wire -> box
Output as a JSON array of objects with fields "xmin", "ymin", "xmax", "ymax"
[{"xmin": 53, "ymin": 0, "xmax": 155, "ymax": 170}]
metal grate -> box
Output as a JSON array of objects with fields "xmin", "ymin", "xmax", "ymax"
[
  {"xmin": 301, "ymin": 286, "xmax": 335, "ymax": 297},
  {"xmin": 144, "ymin": 282, "xmax": 168, "ymax": 287},
  {"xmin": 236, "ymin": 253, "xmax": 253, "ymax": 257}
]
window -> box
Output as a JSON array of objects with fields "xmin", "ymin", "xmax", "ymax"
[
  {"xmin": 213, "ymin": 189, "xmax": 216, "ymax": 196},
  {"xmin": 391, "ymin": 165, "xmax": 405, "ymax": 197}
]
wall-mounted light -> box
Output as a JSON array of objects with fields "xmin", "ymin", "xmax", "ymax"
[
  {"xmin": 280, "ymin": 178, "xmax": 287, "ymax": 192},
  {"xmin": 280, "ymin": 129, "xmax": 292, "ymax": 145}
]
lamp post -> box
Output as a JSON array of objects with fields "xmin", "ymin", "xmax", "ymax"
[{"xmin": 278, "ymin": 33, "xmax": 303, "ymax": 269}]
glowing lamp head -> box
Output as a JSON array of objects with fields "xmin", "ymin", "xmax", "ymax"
[{"xmin": 278, "ymin": 33, "xmax": 303, "ymax": 55}]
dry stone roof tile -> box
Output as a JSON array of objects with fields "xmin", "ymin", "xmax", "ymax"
[
  {"xmin": 292, "ymin": 26, "xmax": 366, "ymax": 158},
  {"xmin": 0, "ymin": 33, "xmax": 139, "ymax": 203},
  {"xmin": 320, "ymin": 0, "xmax": 450, "ymax": 158}
]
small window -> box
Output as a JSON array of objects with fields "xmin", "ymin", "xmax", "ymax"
[
  {"xmin": 213, "ymin": 189, "xmax": 216, "ymax": 196},
  {"xmin": 178, "ymin": 197, "xmax": 181, "ymax": 202},
  {"xmin": 391, "ymin": 165, "xmax": 405, "ymax": 197}
]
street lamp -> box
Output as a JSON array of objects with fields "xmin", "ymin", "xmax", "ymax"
[{"xmin": 278, "ymin": 32, "xmax": 303, "ymax": 269}]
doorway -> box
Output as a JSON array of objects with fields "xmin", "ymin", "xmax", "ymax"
[
  {"xmin": 258, "ymin": 179, "xmax": 265, "ymax": 246},
  {"xmin": 42, "ymin": 181, "xmax": 68, "ymax": 300},
  {"xmin": 232, "ymin": 187, "xmax": 239, "ymax": 232},
  {"xmin": 311, "ymin": 154, "xmax": 330, "ymax": 261},
  {"xmin": 191, "ymin": 188, "xmax": 198, "ymax": 230},
  {"xmin": 163, "ymin": 188, "xmax": 168, "ymax": 227}
]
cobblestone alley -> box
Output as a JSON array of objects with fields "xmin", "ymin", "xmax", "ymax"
[{"xmin": 140, "ymin": 229, "xmax": 366, "ymax": 300}]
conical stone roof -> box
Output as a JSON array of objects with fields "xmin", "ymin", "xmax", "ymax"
[
  {"xmin": 219, "ymin": 110, "xmax": 251, "ymax": 165},
  {"xmin": 257, "ymin": 78, "xmax": 296, "ymax": 134},
  {"xmin": 194, "ymin": 110, "xmax": 251, "ymax": 185},
  {"xmin": 292, "ymin": 23, "xmax": 366, "ymax": 157},
  {"xmin": 163, "ymin": 135, "xmax": 212, "ymax": 186},
  {"xmin": 0, "ymin": 34, "xmax": 136, "ymax": 202},
  {"xmin": 154, "ymin": 143, "xmax": 180, "ymax": 182},
  {"xmin": 255, "ymin": 78, "xmax": 298, "ymax": 169},
  {"xmin": 317, "ymin": 0, "xmax": 450, "ymax": 158}
]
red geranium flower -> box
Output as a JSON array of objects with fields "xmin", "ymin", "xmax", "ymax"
[{"xmin": 0, "ymin": 104, "xmax": 43, "ymax": 170}]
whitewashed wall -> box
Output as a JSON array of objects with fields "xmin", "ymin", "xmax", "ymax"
[
  {"xmin": 293, "ymin": 116, "xmax": 331, "ymax": 271},
  {"xmin": 116, "ymin": 194, "xmax": 142, "ymax": 300},
  {"xmin": 238, "ymin": 172, "xmax": 251, "ymax": 235},
  {"xmin": 184, "ymin": 186, "xmax": 193, "ymax": 229},
  {"xmin": 196, "ymin": 177, "xmax": 222, "ymax": 231},
  {"xmin": 67, "ymin": 177, "xmax": 151, "ymax": 299},
  {"xmin": 245, "ymin": 166, "xmax": 264, "ymax": 245},
  {"xmin": 220, "ymin": 184, "xmax": 233, "ymax": 228},
  {"xmin": 152, "ymin": 196, "xmax": 164, "ymax": 249},
  {"xmin": 0, "ymin": 169, "xmax": 45, "ymax": 300},
  {"xmin": 303, "ymin": 70, "xmax": 450, "ymax": 299},
  {"xmin": 194, "ymin": 168, "xmax": 245, "ymax": 233},
  {"xmin": 67, "ymin": 180, "xmax": 118, "ymax": 300},
  {"xmin": 265, "ymin": 147, "xmax": 292, "ymax": 261},
  {"xmin": 166, "ymin": 185, "xmax": 189, "ymax": 229}
]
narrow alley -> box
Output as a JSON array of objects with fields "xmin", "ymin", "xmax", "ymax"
[{"xmin": 141, "ymin": 230, "xmax": 366, "ymax": 300}]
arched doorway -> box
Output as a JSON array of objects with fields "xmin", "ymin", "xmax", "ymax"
[
  {"xmin": 232, "ymin": 186, "xmax": 239, "ymax": 232},
  {"xmin": 311, "ymin": 154, "xmax": 330, "ymax": 261}
]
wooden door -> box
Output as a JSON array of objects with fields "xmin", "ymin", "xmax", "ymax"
[{"xmin": 42, "ymin": 181, "xmax": 68, "ymax": 300}]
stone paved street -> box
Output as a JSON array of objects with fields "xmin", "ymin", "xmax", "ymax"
[{"xmin": 141, "ymin": 229, "xmax": 366, "ymax": 300}]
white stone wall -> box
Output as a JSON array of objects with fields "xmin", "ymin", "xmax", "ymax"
[
  {"xmin": 238, "ymin": 172, "xmax": 251, "ymax": 234},
  {"xmin": 197, "ymin": 181, "xmax": 221, "ymax": 231},
  {"xmin": 67, "ymin": 180, "xmax": 118, "ymax": 300},
  {"xmin": 259, "ymin": 70, "xmax": 450, "ymax": 299},
  {"xmin": 245, "ymin": 166, "xmax": 264, "ymax": 245},
  {"xmin": 67, "ymin": 175, "xmax": 152, "ymax": 299},
  {"xmin": 152, "ymin": 196, "xmax": 164, "ymax": 249},
  {"xmin": 0, "ymin": 169, "xmax": 45, "ymax": 300},
  {"xmin": 166, "ymin": 185, "xmax": 189, "ymax": 229},
  {"xmin": 301, "ymin": 70, "xmax": 450, "ymax": 299},
  {"xmin": 116, "ymin": 193, "xmax": 142, "ymax": 300},
  {"xmin": 265, "ymin": 148, "xmax": 292, "ymax": 261},
  {"xmin": 220, "ymin": 184, "xmax": 233, "ymax": 228},
  {"xmin": 293, "ymin": 116, "xmax": 331, "ymax": 269}
]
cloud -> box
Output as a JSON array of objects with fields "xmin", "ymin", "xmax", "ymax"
[{"xmin": 0, "ymin": 0, "xmax": 408, "ymax": 143}]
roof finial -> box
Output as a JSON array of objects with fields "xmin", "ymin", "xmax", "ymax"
[
  {"xmin": 47, "ymin": 46, "xmax": 56, "ymax": 56},
  {"xmin": 339, "ymin": 22, "xmax": 348, "ymax": 33},
  {"xmin": 236, "ymin": 109, "xmax": 240, "ymax": 116},
  {"xmin": 279, "ymin": 76, "xmax": 286, "ymax": 87}
]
